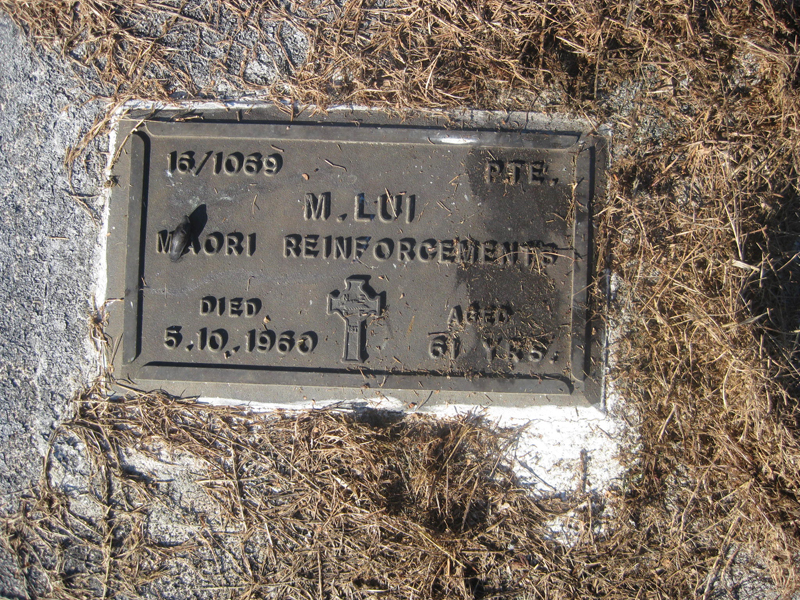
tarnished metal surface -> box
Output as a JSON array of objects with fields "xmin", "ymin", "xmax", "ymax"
[{"xmin": 107, "ymin": 112, "xmax": 604, "ymax": 404}]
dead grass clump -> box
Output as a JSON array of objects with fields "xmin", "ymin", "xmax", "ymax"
[
  {"xmin": 590, "ymin": 2, "xmax": 800, "ymax": 595},
  {"xmin": 3, "ymin": 391, "xmax": 597, "ymax": 599}
]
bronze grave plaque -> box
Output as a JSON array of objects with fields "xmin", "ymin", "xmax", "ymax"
[{"xmin": 107, "ymin": 113, "xmax": 604, "ymax": 405}]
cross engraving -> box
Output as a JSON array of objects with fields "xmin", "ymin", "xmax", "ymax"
[{"xmin": 328, "ymin": 276, "xmax": 382, "ymax": 363}]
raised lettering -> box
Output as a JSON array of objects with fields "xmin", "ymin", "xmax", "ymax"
[
  {"xmin": 405, "ymin": 195, "xmax": 416, "ymax": 223},
  {"xmin": 481, "ymin": 240, "xmax": 498, "ymax": 263},
  {"xmin": 204, "ymin": 232, "xmax": 224, "ymax": 254},
  {"xmin": 398, "ymin": 238, "xmax": 415, "ymax": 261},
  {"xmin": 378, "ymin": 193, "xmax": 416, "ymax": 223},
  {"xmin": 164, "ymin": 326, "xmax": 182, "ymax": 348},
  {"xmin": 201, "ymin": 296, "xmax": 261, "ymax": 317},
  {"xmin": 418, "ymin": 239, "xmax": 437, "ymax": 262},
  {"xmin": 429, "ymin": 335, "xmax": 449, "ymax": 358},
  {"xmin": 506, "ymin": 161, "xmax": 524, "ymax": 184},
  {"xmin": 484, "ymin": 159, "xmax": 550, "ymax": 185},
  {"xmin": 297, "ymin": 331, "xmax": 318, "ymax": 354},
  {"xmin": 323, "ymin": 235, "xmax": 332, "ymax": 258},
  {"xmin": 335, "ymin": 236, "xmax": 352, "ymax": 259},
  {"xmin": 355, "ymin": 236, "xmax": 370, "ymax": 259},
  {"xmin": 224, "ymin": 152, "xmax": 244, "ymax": 175},
  {"xmin": 303, "ymin": 235, "xmax": 320, "ymax": 258},
  {"xmin": 458, "ymin": 238, "xmax": 478, "ymax": 265},
  {"xmin": 304, "ymin": 192, "xmax": 331, "ymax": 221},
  {"xmin": 528, "ymin": 160, "xmax": 546, "ymax": 184},
  {"xmin": 373, "ymin": 238, "xmax": 394, "ymax": 261},
  {"xmin": 482, "ymin": 335, "xmax": 501, "ymax": 360},
  {"xmin": 466, "ymin": 303, "xmax": 479, "ymax": 323},
  {"xmin": 200, "ymin": 296, "xmax": 216, "ymax": 315},
  {"xmin": 499, "ymin": 241, "xmax": 517, "ymax": 266},
  {"xmin": 277, "ymin": 331, "xmax": 295, "ymax": 354},
  {"xmin": 519, "ymin": 242, "xmax": 533, "ymax": 267},
  {"xmin": 226, "ymin": 232, "xmax": 245, "ymax": 255},
  {"xmin": 430, "ymin": 334, "xmax": 459, "ymax": 359},
  {"xmin": 284, "ymin": 234, "xmax": 302, "ymax": 257},
  {"xmin": 530, "ymin": 345, "xmax": 547, "ymax": 362},
  {"xmin": 439, "ymin": 239, "xmax": 456, "ymax": 263},
  {"xmin": 157, "ymin": 230, "xmax": 172, "ymax": 253},
  {"xmin": 354, "ymin": 193, "xmax": 375, "ymax": 222},
  {"xmin": 379, "ymin": 193, "xmax": 399, "ymax": 222},
  {"xmin": 485, "ymin": 160, "xmax": 503, "ymax": 183},
  {"xmin": 508, "ymin": 338, "xmax": 525, "ymax": 362},
  {"xmin": 245, "ymin": 298, "xmax": 261, "ymax": 317},
  {"xmin": 170, "ymin": 150, "xmax": 281, "ymax": 177},
  {"xmin": 283, "ymin": 234, "xmax": 555, "ymax": 267}
]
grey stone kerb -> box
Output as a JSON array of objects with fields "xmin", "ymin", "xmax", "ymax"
[{"xmin": 0, "ymin": 14, "xmax": 105, "ymax": 514}]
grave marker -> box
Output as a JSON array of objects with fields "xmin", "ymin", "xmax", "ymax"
[{"xmin": 106, "ymin": 113, "xmax": 605, "ymax": 405}]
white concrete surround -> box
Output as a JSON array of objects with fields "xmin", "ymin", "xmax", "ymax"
[{"xmin": 102, "ymin": 101, "xmax": 628, "ymax": 496}]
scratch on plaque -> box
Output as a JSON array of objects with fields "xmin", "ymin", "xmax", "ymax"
[
  {"xmin": 417, "ymin": 391, "xmax": 435, "ymax": 410},
  {"xmin": 407, "ymin": 316, "xmax": 415, "ymax": 334},
  {"xmin": 324, "ymin": 159, "xmax": 347, "ymax": 171},
  {"xmin": 251, "ymin": 195, "xmax": 260, "ymax": 215},
  {"xmin": 271, "ymin": 144, "xmax": 284, "ymax": 152}
]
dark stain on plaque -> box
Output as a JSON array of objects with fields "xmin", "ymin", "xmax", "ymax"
[
  {"xmin": 454, "ymin": 265, "xmax": 561, "ymax": 376},
  {"xmin": 464, "ymin": 148, "xmax": 571, "ymax": 243},
  {"xmin": 456, "ymin": 149, "xmax": 573, "ymax": 376}
]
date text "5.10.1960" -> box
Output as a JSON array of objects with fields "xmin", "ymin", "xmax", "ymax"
[
  {"xmin": 164, "ymin": 326, "xmax": 317, "ymax": 356},
  {"xmin": 167, "ymin": 151, "xmax": 283, "ymax": 177}
]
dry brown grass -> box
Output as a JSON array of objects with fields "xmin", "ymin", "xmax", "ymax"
[
  {"xmin": 2, "ymin": 0, "xmax": 800, "ymax": 597},
  {"xmin": 5, "ymin": 391, "xmax": 600, "ymax": 599}
]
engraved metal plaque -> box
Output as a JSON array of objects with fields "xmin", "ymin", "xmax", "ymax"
[{"xmin": 107, "ymin": 112, "xmax": 604, "ymax": 405}]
